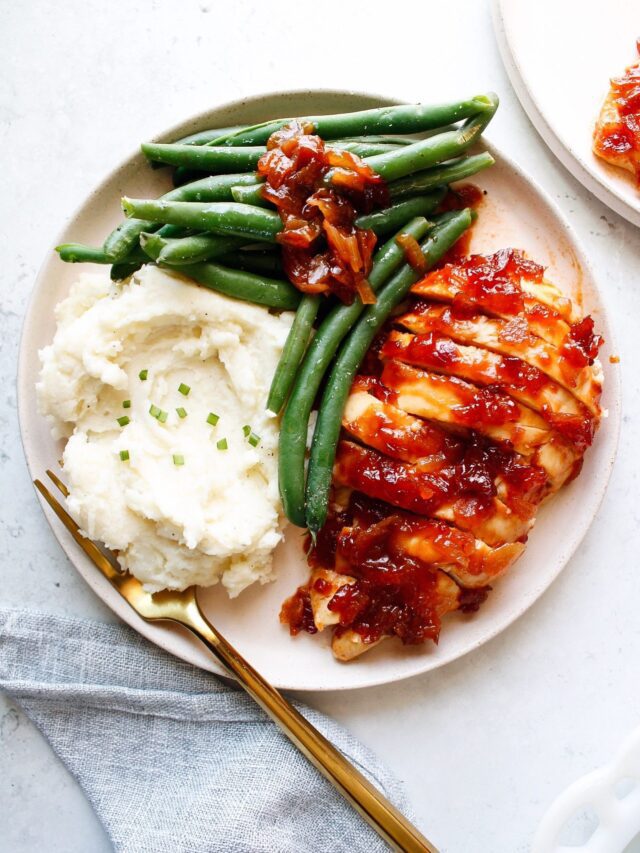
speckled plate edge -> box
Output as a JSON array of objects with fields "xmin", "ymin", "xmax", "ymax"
[{"xmin": 17, "ymin": 88, "xmax": 621, "ymax": 691}]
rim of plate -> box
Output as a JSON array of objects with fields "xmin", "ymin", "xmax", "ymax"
[
  {"xmin": 18, "ymin": 88, "xmax": 621, "ymax": 692},
  {"xmin": 492, "ymin": 0, "xmax": 640, "ymax": 228}
]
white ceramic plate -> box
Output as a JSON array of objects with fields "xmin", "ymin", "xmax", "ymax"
[
  {"xmin": 493, "ymin": 0, "xmax": 640, "ymax": 227},
  {"xmin": 18, "ymin": 90, "xmax": 620, "ymax": 691}
]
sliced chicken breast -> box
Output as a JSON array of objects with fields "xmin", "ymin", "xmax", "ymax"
[
  {"xmin": 381, "ymin": 329, "xmax": 593, "ymax": 423},
  {"xmin": 410, "ymin": 249, "xmax": 578, "ymax": 326},
  {"xmin": 333, "ymin": 439, "xmax": 534, "ymax": 545},
  {"xmin": 397, "ymin": 304, "xmax": 602, "ymax": 415},
  {"xmin": 281, "ymin": 247, "xmax": 603, "ymax": 662}
]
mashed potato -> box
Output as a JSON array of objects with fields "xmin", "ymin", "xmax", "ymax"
[{"xmin": 37, "ymin": 264, "xmax": 293, "ymax": 596}]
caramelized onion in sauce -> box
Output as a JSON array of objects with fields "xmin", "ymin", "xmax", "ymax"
[
  {"xmin": 396, "ymin": 232, "xmax": 427, "ymax": 273},
  {"xmin": 258, "ymin": 121, "xmax": 388, "ymax": 303}
]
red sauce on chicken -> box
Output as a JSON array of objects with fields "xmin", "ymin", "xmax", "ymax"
[
  {"xmin": 560, "ymin": 316, "xmax": 603, "ymax": 369},
  {"xmin": 593, "ymin": 41, "xmax": 640, "ymax": 183},
  {"xmin": 279, "ymin": 585, "xmax": 318, "ymax": 635},
  {"xmin": 280, "ymin": 246, "xmax": 603, "ymax": 655},
  {"xmin": 322, "ymin": 499, "xmax": 446, "ymax": 645},
  {"xmin": 334, "ymin": 432, "xmax": 546, "ymax": 523},
  {"xmin": 293, "ymin": 494, "xmax": 491, "ymax": 646},
  {"xmin": 421, "ymin": 248, "xmax": 544, "ymax": 316},
  {"xmin": 257, "ymin": 121, "xmax": 388, "ymax": 304}
]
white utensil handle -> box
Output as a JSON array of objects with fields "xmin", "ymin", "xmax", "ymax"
[{"xmin": 533, "ymin": 725, "xmax": 640, "ymax": 852}]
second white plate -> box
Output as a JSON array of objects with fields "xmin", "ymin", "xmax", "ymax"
[{"xmin": 493, "ymin": 0, "xmax": 640, "ymax": 227}]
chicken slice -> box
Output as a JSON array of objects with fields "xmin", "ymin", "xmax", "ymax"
[
  {"xmin": 337, "ymin": 505, "xmax": 523, "ymax": 584},
  {"xmin": 381, "ymin": 330, "xmax": 593, "ymax": 424},
  {"xmin": 343, "ymin": 383, "xmax": 463, "ymax": 468},
  {"xmin": 411, "ymin": 256, "xmax": 578, "ymax": 327},
  {"xmin": 333, "ymin": 439, "xmax": 534, "ymax": 545},
  {"xmin": 397, "ymin": 305, "xmax": 602, "ymax": 415},
  {"xmin": 329, "ymin": 570, "xmax": 462, "ymax": 661},
  {"xmin": 308, "ymin": 568, "xmax": 356, "ymax": 631},
  {"xmin": 343, "ymin": 387, "xmax": 553, "ymax": 504},
  {"xmin": 391, "ymin": 524, "xmax": 524, "ymax": 588},
  {"xmin": 331, "ymin": 631, "xmax": 385, "ymax": 661},
  {"xmin": 380, "ymin": 360, "xmax": 579, "ymax": 489},
  {"xmin": 380, "ymin": 359, "xmax": 551, "ymax": 452}
]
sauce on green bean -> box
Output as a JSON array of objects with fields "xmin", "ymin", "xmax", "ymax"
[{"xmin": 257, "ymin": 120, "xmax": 388, "ymax": 304}]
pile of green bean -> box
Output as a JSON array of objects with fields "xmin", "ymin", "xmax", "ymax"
[{"xmin": 56, "ymin": 93, "xmax": 499, "ymax": 535}]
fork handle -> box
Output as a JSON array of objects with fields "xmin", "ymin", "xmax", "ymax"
[{"xmin": 178, "ymin": 598, "xmax": 438, "ymax": 853}]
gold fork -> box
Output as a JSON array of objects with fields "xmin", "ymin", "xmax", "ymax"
[{"xmin": 34, "ymin": 471, "xmax": 438, "ymax": 853}]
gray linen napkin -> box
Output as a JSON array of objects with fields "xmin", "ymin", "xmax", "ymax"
[{"xmin": 0, "ymin": 608, "xmax": 415, "ymax": 853}]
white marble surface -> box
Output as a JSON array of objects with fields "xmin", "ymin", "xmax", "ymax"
[{"xmin": 1, "ymin": 1, "xmax": 639, "ymax": 851}]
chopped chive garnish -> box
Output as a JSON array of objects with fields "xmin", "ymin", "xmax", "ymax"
[
  {"xmin": 157, "ymin": 410, "xmax": 168, "ymax": 423},
  {"xmin": 122, "ymin": 400, "xmax": 131, "ymax": 409},
  {"xmin": 178, "ymin": 383, "xmax": 191, "ymax": 396},
  {"xmin": 172, "ymin": 454, "xmax": 185, "ymax": 466},
  {"xmin": 176, "ymin": 407, "xmax": 187, "ymax": 419},
  {"xmin": 149, "ymin": 404, "xmax": 161, "ymax": 418},
  {"xmin": 242, "ymin": 424, "xmax": 251, "ymax": 437},
  {"xmin": 139, "ymin": 369, "xmax": 148, "ymax": 380},
  {"xmin": 117, "ymin": 415, "xmax": 130, "ymax": 427},
  {"xmin": 248, "ymin": 432, "xmax": 260, "ymax": 447},
  {"xmin": 207, "ymin": 412, "xmax": 220, "ymax": 426},
  {"xmin": 216, "ymin": 437, "xmax": 228, "ymax": 450},
  {"xmin": 119, "ymin": 449, "xmax": 130, "ymax": 461}
]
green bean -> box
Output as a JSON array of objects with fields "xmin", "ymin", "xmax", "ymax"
[
  {"xmin": 338, "ymin": 135, "xmax": 413, "ymax": 146},
  {"xmin": 103, "ymin": 173, "xmax": 261, "ymax": 262},
  {"xmin": 143, "ymin": 140, "xmax": 407, "ymax": 174},
  {"xmin": 171, "ymin": 138, "xmax": 409, "ymax": 183},
  {"xmin": 172, "ymin": 167, "xmax": 200, "ymax": 187},
  {"xmin": 204, "ymin": 154, "xmax": 493, "ymax": 214},
  {"xmin": 134, "ymin": 188, "xmax": 444, "ymax": 268},
  {"xmin": 216, "ymin": 251, "xmax": 283, "ymax": 275},
  {"xmin": 267, "ymin": 295, "xmax": 321, "ymax": 414},
  {"xmin": 56, "ymin": 243, "xmax": 116, "ymax": 264},
  {"xmin": 110, "ymin": 260, "xmax": 143, "ymax": 281},
  {"xmin": 175, "ymin": 125, "xmax": 244, "ymax": 146},
  {"xmin": 122, "ymin": 199, "xmax": 282, "ymax": 243},
  {"xmin": 155, "ymin": 223, "xmax": 191, "ymax": 239},
  {"xmin": 209, "ymin": 95, "xmax": 499, "ymax": 146},
  {"xmin": 140, "ymin": 231, "xmax": 245, "ymax": 265},
  {"xmin": 337, "ymin": 95, "xmax": 498, "ymax": 185},
  {"xmin": 202, "ymin": 144, "xmax": 408, "ymax": 190},
  {"xmin": 149, "ymin": 126, "xmax": 245, "ymax": 168},
  {"xmin": 141, "ymin": 142, "xmax": 264, "ymax": 171},
  {"xmin": 173, "ymin": 262, "xmax": 300, "ymax": 310},
  {"xmin": 231, "ymin": 183, "xmax": 268, "ymax": 207},
  {"xmin": 305, "ymin": 208, "xmax": 474, "ymax": 534},
  {"xmin": 203, "ymin": 131, "xmax": 411, "ymax": 147},
  {"xmin": 388, "ymin": 153, "xmax": 495, "ymax": 200},
  {"xmin": 138, "ymin": 233, "xmax": 165, "ymax": 261},
  {"xmin": 169, "ymin": 172, "xmax": 260, "ymax": 200},
  {"xmin": 355, "ymin": 191, "xmax": 445, "ymax": 237},
  {"xmin": 278, "ymin": 215, "xmax": 433, "ymax": 527},
  {"xmin": 332, "ymin": 141, "xmax": 406, "ymax": 157},
  {"xmin": 56, "ymin": 242, "xmax": 149, "ymax": 265}
]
